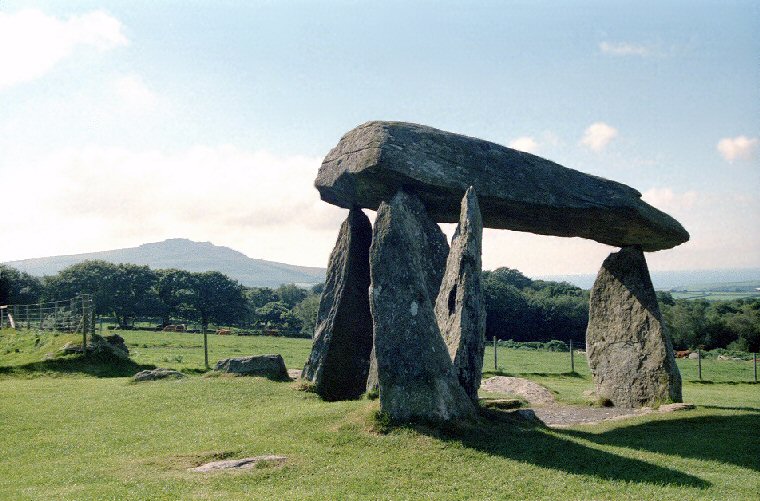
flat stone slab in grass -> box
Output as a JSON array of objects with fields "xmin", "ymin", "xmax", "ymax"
[
  {"xmin": 215, "ymin": 354, "xmax": 289, "ymax": 380},
  {"xmin": 534, "ymin": 405, "xmax": 653, "ymax": 428},
  {"xmin": 480, "ymin": 376, "xmax": 556, "ymax": 405},
  {"xmin": 133, "ymin": 368, "xmax": 186, "ymax": 382},
  {"xmin": 316, "ymin": 121, "xmax": 689, "ymax": 251},
  {"xmin": 658, "ymin": 403, "xmax": 695, "ymax": 413},
  {"xmin": 287, "ymin": 369, "xmax": 302, "ymax": 380},
  {"xmin": 189, "ymin": 455, "xmax": 287, "ymax": 473}
]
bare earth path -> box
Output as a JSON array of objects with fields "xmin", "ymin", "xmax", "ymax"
[{"xmin": 479, "ymin": 376, "xmax": 691, "ymax": 427}]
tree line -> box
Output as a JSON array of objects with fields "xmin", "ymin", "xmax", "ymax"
[
  {"xmin": 2, "ymin": 262, "xmax": 758, "ymax": 351},
  {"xmin": 0, "ymin": 261, "xmax": 320, "ymax": 336}
]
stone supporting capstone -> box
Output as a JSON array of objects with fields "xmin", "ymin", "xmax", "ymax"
[
  {"xmin": 586, "ymin": 246, "xmax": 682, "ymax": 408},
  {"xmin": 369, "ymin": 190, "xmax": 475, "ymax": 422},
  {"xmin": 434, "ymin": 187, "xmax": 486, "ymax": 403},
  {"xmin": 302, "ymin": 208, "xmax": 374, "ymax": 401}
]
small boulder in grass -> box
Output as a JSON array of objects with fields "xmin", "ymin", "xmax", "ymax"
[
  {"xmin": 133, "ymin": 368, "xmax": 186, "ymax": 382},
  {"xmin": 214, "ymin": 354, "xmax": 290, "ymax": 380},
  {"xmin": 189, "ymin": 455, "xmax": 287, "ymax": 472}
]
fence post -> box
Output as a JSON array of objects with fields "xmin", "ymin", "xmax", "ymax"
[
  {"xmin": 570, "ymin": 339, "xmax": 575, "ymax": 373},
  {"xmin": 82, "ymin": 296, "xmax": 88, "ymax": 352},
  {"xmin": 493, "ymin": 337, "xmax": 498, "ymax": 371},
  {"xmin": 698, "ymin": 349, "xmax": 702, "ymax": 380},
  {"xmin": 203, "ymin": 325, "xmax": 209, "ymax": 369},
  {"xmin": 754, "ymin": 353, "xmax": 757, "ymax": 383},
  {"xmin": 26, "ymin": 304, "xmax": 30, "ymax": 329}
]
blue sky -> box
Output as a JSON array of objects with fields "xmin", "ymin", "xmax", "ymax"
[{"xmin": 1, "ymin": 1, "xmax": 758, "ymax": 276}]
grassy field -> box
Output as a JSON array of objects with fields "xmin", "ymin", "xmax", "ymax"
[{"xmin": 1, "ymin": 328, "xmax": 758, "ymax": 500}]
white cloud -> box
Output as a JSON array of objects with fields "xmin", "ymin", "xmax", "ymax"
[
  {"xmin": 580, "ymin": 122, "xmax": 618, "ymax": 152},
  {"xmin": 508, "ymin": 136, "xmax": 539, "ymax": 154},
  {"xmin": 0, "ymin": 9, "xmax": 128, "ymax": 90},
  {"xmin": 642, "ymin": 188, "xmax": 698, "ymax": 212},
  {"xmin": 1, "ymin": 145, "xmax": 346, "ymax": 266},
  {"xmin": 717, "ymin": 135, "xmax": 759, "ymax": 162},
  {"xmin": 599, "ymin": 41, "xmax": 651, "ymax": 57},
  {"xmin": 113, "ymin": 74, "xmax": 157, "ymax": 111}
]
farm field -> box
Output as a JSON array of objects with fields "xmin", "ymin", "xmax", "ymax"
[
  {"xmin": 0, "ymin": 328, "xmax": 758, "ymax": 500},
  {"xmin": 670, "ymin": 290, "xmax": 760, "ymax": 301}
]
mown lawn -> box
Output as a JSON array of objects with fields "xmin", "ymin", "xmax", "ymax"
[{"xmin": 0, "ymin": 329, "xmax": 758, "ymax": 500}]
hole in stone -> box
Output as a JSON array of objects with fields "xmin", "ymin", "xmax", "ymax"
[{"xmin": 447, "ymin": 285, "xmax": 457, "ymax": 316}]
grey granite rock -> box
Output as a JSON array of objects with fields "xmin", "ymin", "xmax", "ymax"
[
  {"xmin": 434, "ymin": 187, "xmax": 486, "ymax": 402},
  {"xmin": 133, "ymin": 368, "xmax": 186, "ymax": 382},
  {"xmin": 369, "ymin": 190, "xmax": 475, "ymax": 422},
  {"xmin": 302, "ymin": 208, "xmax": 374, "ymax": 401},
  {"xmin": 586, "ymin": 247, "xmax": 682, "ymax": 408},
  {"xmin": 215, "ymin": 354, "xmax": 289, "ymax": 380},
  {"xmin": 316, "ymin": 121, "xmax": 688, "ymax": 251}
]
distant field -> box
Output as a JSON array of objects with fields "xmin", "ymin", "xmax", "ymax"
[
  {"xmin": 670, "ymin": 290, "xmax": 760, "ymax": 301},
  {"xmin": 667, "ymin": 279, "xmax": 760, "ymax": 301},
  {"xmin": 1, "ymin": 328, "xmax": 758, "ymax": 500}
]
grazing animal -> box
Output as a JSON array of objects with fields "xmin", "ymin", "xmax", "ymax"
[
  {"xmin": 675, "ymin": 350, "xmax": 692, "ymax": 359},
  {"xmin": 163, "ymin": 324, "xmax": 187, "ymax": 332},
  {"xmin": 216, "ymin": 328, "xmax": 231, "ymax": 335}
]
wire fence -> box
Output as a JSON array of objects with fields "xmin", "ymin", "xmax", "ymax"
[
  {"xmin": 484, "ymin": 340, "xmax": 758, "ymax": 383},
  {"xmin": 0, "ymin": 294, "xmax": 96, "ymax": 338}
]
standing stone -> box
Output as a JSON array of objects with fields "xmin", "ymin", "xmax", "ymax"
[
  {"xmin": 434, "ymin": 187, "xmax": 486, "ymax": 402},
  {"xmin": 586, "ymin": 246, "xmax": 682, "ymax": 408},
  {"xmin": 370, "ymin": 190, "xmax": 475, "ymax": 422},
  {"xmin": 302, "ymin": 208, "xmax": 373, "ymax": 401}
]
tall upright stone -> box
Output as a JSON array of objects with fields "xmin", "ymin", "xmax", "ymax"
[
  {"xmin": 302, "ymin": 208, "xmax": 373, "ymax": 401},
  {"xmin": 586, "ymin": 246, "xmax": 682, "ymax": 408},
  {"xmin": 434, "ymin": 187, "xmax": 486, "ymax": 402},
  {"xmin": 370, "ymin": 190, "xmax": 475, "ymax": 422}
]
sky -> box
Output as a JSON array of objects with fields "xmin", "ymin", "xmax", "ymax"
[{"xmin": 1, "ymin": 0, "xmax": 758, "ymax": 277}]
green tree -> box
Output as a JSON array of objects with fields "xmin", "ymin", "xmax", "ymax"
[
  {"xmin": 292, "ymin": 294, "xmax": 320, "ymax": 336},
  {"xmin": 0, "ymin": 265, "xmax": 43, "ymax": 305},
  {"xmin": 155, "ymin": 269, "xmax": 196, "ymax": 325},
  {"xmin": 187, "ymin": 271, "xmax": 248, "ymax": 330},
  {"xmin": 107, "ymin": 264, "xmax": 160, "ymax": 327},
  {"xmin": 43, "ymin": 261, "xmax": 120, "ymax": 317},
  {"xmin": 276, "ymin": 283, "xmax": 308, "ymax": 308},
  {"xmin": 256, "ymin": 301, "xmax": 302, "ymax": 332}
]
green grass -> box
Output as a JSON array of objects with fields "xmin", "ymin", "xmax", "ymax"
[
  {"xmin": 1, "ymin": 328, "xmax": 759, "ymax": 500},
  {"xmin": 118, "ymin": 330, "xmax": 312, "ymax": 373}
]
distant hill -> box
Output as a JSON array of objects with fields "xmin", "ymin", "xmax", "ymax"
[
  {"xmin": 3, "ymin": 238, "xmax": 326, "ymax": 288},
  {"xmin": 537, "ymin": 268, "xmax": 760, "ymax": 291}
]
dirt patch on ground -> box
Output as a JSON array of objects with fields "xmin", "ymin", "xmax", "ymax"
[
  {"xmin": 480, "ymin": 376, "xmax": 556, "ymax": 404},
  {"xmin": 480, "ymin": 376, "xmax": 694, "ymax": 427}
]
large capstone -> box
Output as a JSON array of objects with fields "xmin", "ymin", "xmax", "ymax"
[
  {"xmin": 302, "ymin": 208, "xmax": 373, "ymax": 401},
  {"xmin": 586, "ymin": 247, "xmax": 682, "ymax": 408},
  {"xmin": 370, "ymin": 190, "xmax": 475, "ymax": 422},
  {"xmin": 316, "ymin": 121, "xmax": 688, "ymax": 251},
  {"xmin": 434, "ymin": 187, "xmax": 486, "ymax": 402}
]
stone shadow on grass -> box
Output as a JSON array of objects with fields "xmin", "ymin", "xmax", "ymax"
[
  {"xmin": 409, "ymin": 411, "xmax": 709, "ymax": 489},
  {"xmin": 556, "ymin": 412, "xmax": 760, "ymax": 472},
  {"xmin": 0, "ymin": 353, "xmax": 155, "ymax": 378}
]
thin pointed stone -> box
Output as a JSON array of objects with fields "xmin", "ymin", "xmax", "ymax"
[
  {"xmin": 302, "ymin": 208, "xmax": 373, "ymax": 401},
  {"xmin": 435, "ymin": 186, "xmax": 486, "ymax": 402}
]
